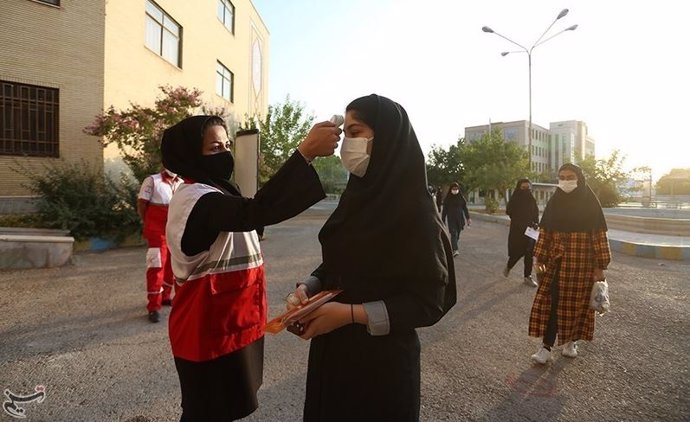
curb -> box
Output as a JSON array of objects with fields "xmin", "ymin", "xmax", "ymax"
[
  {"xmin": 469, "ymin": 211, "xmax": 690, "ymax": 261},
  {"xmin": 608, "ymin": 239, "xmax": 690, "ymax": 261}
]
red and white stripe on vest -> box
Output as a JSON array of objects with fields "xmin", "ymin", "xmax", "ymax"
[{"xmin": 166, "ymin": 183, "xmax": 266, "ymax": 362}]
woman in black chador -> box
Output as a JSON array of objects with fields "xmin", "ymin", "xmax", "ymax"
[
  {"xmin": 503, "ymin": 178, "xmax": 540, "ymax": 286},
  {"xmin": 287, "ymin": 94, "xmax": 457, "ymax": 422},
  {"xmin": 442, "ymin": 182, "xmax": 471, "ymax": 256}
]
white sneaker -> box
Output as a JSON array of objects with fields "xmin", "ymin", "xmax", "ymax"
[
  {"xmin": 453, "ymin": 250, "xmax": 459, "ymax": 257},
  {"xmin": 523, "ymin": 276, "xmax": 537, "ymax": 287},
  {"xmin": 531, "ymin": 346, "xmax": 552, "ymax": 364},
  {"xmin": 502, "ymin": 266, "xmax": 510, "ymax": 277},
  {"xmin": 562, "ymin": 341, "xmax": 578, "ymax": 358}
]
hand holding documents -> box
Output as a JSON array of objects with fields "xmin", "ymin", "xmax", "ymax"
[
  {"xmin": 525, "ymin": 226, "xmax": 540, "ymax": 241},
  {"xmin": 264, "ymin": 289, "xmax": 343, "ymax": 334}
]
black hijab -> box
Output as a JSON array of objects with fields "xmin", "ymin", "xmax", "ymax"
[
  {"xmin": 506, "ymin": 178, "xmax": 536, "ymax": 218},
  {"xmin": 318, "ymin": 94, "xmax": 451, "ymax": 282},
  {"xmin": 443, "ymin": 183, "xmax": 467, "ymax": 209},
  {"xmin": 160, "ymin": 115, "xmax": 240, "ymax": 196},
  {"xmin": 540, "ymin": 163, "xmax": 608, "ymax": 232}
]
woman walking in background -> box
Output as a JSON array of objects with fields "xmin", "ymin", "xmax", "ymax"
[
  {"xmin": 442, "ymin": 182, "xmax": 470, "ymax": 256},
  {"xmin": 529, "ymin": 163, "xmax": 611, "ymax": 364},
  {"xmin": 503, "ymin": 178, "xmax": 540, "ymax": 287}
]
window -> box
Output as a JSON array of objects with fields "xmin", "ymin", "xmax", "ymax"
[
  {"xmin": 216, "ymin": 61, "xmax": 234, "ymax": 102},
  {"xmin": 0, "ymin": 81, "xmax": 59, "ymax": 157},
  {"xmin": 217, "ymin": 0, "xmax": 235, "ymax": 33},
  {"xmin": 145, "ymin": 1, "xmax": 182, "ymax": 67},
  {"xmin": 35, "ymin": 0, "xmax": 60, "ymax": 5}
]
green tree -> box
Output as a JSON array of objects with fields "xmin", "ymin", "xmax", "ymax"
[
  {"xmin": 84, "ymin": 85, "xmax": 204, "ymax": 182},
  {"xmin": 257, "ymin": 96, "xmax": 314, "ymax": 184},
  {"xmin": 426, "ymin": 142, "xmax": 465, "ymax": 187},
  {"xmin": 577, "ymin": 149, "xmax": 629, "ymax": 207},
  {"xmin": 313, "ymin": 155, "xmax": 348, "ymax": 194},
  {"xmin": 460, "ymin": 130, "xmax": 530, "ymax": 201},
  {"xmin": 656, "ymin": 168, "xmax": 690, "ymax": 195}
]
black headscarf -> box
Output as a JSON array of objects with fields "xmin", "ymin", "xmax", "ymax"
[
  {"xmin": 160, "ymin": 115, "xmax": 240, "ymax": 195},
  {"xmin": 318, "ymin": 94, "xmax": 451, "ymax": 281},
  {"xmin": 540, "ymin": 163, "xmax": 608, "ymax": 232},
  {"xmin": 506, "ymin": 178, "xmax": 536, "ymax": 219},
  {"xmin": 443, "ymin": 183, "xmax": 467, "ymax": 209}
]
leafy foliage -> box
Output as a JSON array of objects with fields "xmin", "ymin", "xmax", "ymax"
[
  {"xmin": 655, "ymin": 168, "xmax": 690, "ymax": 195},
  {"xmin": 459, "ymin": 130, "xmax": 530, "ymax": 198},
  {"xmin": 312, "ymin": 155, "xmax": 348, "ymax": 194},
  {"xmin": 84, "ymin": 86, "xmax": 204, "ymax": 182},
  {"xmin": 577, "ymin": 150, "xmax": 629, "ymax": 207},
  {"xmin": 256, "ymin": 96, "xmax": 314, "ymax": 185},
  {"xmin": 426, "ymin": 143, "xmax": 466, "ymax": 187},
  {"xmin": 14, "ymin": 160, "xmax": 139, "ymax": 240}
]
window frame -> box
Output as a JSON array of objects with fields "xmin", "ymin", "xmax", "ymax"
[
  {"xmin": 217, "ymin": 0, "xmax": 236, "ymax": 34},
  {"xmin": 144, "ymin": 0, "xmax": 183, "ymax": 67},
  {"xmin": 0, "ymin": 80, "xmax": 60, "ymax": 158},
  {"xmin": 215, "ymin": 61, "xmax": 234, "ymax": 103}
]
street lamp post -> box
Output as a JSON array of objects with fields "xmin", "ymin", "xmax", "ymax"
[{"xmin": 482, "ymin": 9, "xmax": 578, "ymax": 172}]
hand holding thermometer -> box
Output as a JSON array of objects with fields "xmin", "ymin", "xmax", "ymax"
[{"xmin": 329, "ymin": 114, "xmax": 344, "ymax": 127}]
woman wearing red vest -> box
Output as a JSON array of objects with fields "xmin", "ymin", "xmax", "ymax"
[{"xmin": 161, "ymin": 115, "xmax": 340, "ymax": 421}]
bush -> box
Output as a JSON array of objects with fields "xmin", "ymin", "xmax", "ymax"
[
  {"xmin": 17, "ymin": 160, "xmax": 140, "ymax": 241},
  {"xmin": 485, "ymin": 197, "xmax": 499, "ymax": 214},
  {"xmin": 0, "ymin": 213, "xmax": 43, "ymax": 228}
]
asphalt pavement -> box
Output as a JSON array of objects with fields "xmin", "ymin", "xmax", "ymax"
[{"xmin": 1, "ymin": 209, "xmax": 688, "ymax": 421}]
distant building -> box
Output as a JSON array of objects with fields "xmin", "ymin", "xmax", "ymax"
[
  {"xmin": 464, "ymin": 119, "xmax": 596, "ymax": 175},
  {"xmin": 0, "ymin": 0, "xmax": 269, "ymax": 211}
]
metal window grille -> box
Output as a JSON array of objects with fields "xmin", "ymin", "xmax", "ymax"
[{"xmin": 0, "ymin": 81, "xmax": 59, "ymax": 157}]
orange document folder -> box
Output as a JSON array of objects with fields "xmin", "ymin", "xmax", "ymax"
[{"xmin": 264, "ymin": 289, "xmax": 343, "ymax": 334}]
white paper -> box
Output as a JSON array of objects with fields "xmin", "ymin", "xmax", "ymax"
[{"xmin": 525, "ymin": 226, "xmax": 540, "ymax": 241}]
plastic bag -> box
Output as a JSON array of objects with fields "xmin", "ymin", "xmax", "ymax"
[{"xmin": 590, "ymin": 279, "xmax": 610, "ymax": 315}]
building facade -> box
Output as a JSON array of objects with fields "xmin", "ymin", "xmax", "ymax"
[
  {"xmin": 0, "ymin": 0, "xmax": 106, "ymax": 203},
  {"xmin": 464, "ymin": 119, "xmax": 596, "ymax": 175},
  {"xmin": 0, "ymin": 0, "xmax": 269, "ymax": 206}
]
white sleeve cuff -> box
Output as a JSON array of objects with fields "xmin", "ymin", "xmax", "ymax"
[{"xmin": 363, "ymin": 300, "xmax": 390, "ymax": 336}]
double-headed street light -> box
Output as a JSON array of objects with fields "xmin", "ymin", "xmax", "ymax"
[{"xmin": 482, "ymin": 9, "xmax": 578, "ymax": 172}]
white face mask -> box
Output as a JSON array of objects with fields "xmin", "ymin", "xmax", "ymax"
[
  {"xmin": 451, "ymin": 189, "xmax": 459, "ymax": 195},
  {"xmin": 558, "ymin": 179, "xmax": 578, "ymax": 193},
  {"xmin": 340, "ymin": 137, "xmax": 372, "ymax": 177}
]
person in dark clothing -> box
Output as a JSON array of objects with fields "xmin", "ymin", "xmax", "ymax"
[
  {"xmin": 503, "ymin": 178, "xmax": 540, "ymax": 287},
  {"xmin": 286, "ymin": 94, "xmax": 457, "ymax": 422},
  {"xmin": 161, "ymin": 115, "xmax": 341, "ymax": 421},
  {"xmin": 435, "ymin": 186, "xmax": 444, "ymax": 212},
  {"xmin": 442, "ymin": 182, "xmax": 471, "ymax": 256}
]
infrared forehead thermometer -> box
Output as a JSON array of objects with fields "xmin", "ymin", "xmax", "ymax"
[{"xmin": 329, "ymin": 114, "xmax": 344, "ymax": 127}]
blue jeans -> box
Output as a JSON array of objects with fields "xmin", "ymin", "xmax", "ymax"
[{"xmin": 449, "ymin": 227, "xmax": 460, "ymax": 251}]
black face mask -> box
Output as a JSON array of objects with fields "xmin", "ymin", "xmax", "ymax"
[{"xmin": 198, "ymin": 151, "xmax": 234, "ymax": 181}]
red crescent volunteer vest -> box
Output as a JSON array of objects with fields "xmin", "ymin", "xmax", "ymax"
[{"xmin": 166, "ymin": 183, "xmax": 266, "ymax": 362}]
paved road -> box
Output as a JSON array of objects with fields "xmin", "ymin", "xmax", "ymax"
[{"xmin": 1, "ymin": 212, "xmax": 688, "ymax": 421}]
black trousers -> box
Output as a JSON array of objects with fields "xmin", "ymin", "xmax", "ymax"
[
  {"xmin": 543, "ymin": 266, "xmax": 560, "ymax": 347},
  {"xmin": 506, "ymin": 251, "xmax": 533, "ymax": 277}
]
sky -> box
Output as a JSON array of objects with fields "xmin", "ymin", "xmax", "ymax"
[{"xmin": 252, "ymin": 0, "xmax": 689, "ymax": 181}]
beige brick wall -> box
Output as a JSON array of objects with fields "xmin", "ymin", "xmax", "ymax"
[
  {"xmin": 0, "ymin": 0, "xmax": 106, "ymax": 196},
  {"xmin": 0, "ymin": 0, "xmax": 269, "ymax": 197},
  {"xmin": 103, "ymin": 0, "xmax": 270, "ymax": 160}
]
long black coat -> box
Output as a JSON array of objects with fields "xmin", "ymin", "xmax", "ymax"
[
  {"xmin": 506, "ymin": 191, "xmax": 539, "ymax": 258},
  {"xmin": 442, "ymin": 192, "xmax": 470, "ymax": 233}
]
